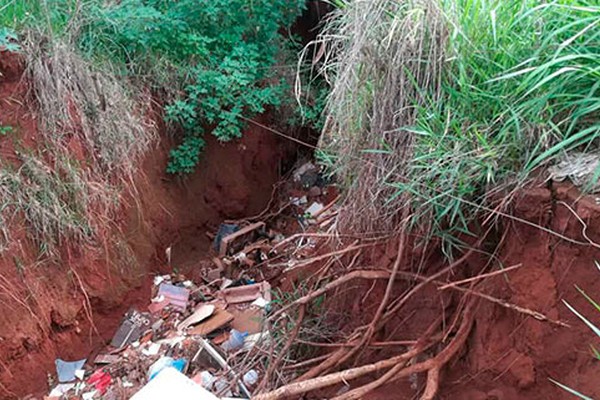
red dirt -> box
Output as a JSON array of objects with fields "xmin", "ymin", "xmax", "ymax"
[
  {"xmin": 3, "ymin": 46, "xmax": 600, "ymax": 400},
  {"xmin": 0, "ymin": 51, "xmax": 294, "ymax": 398},
  {"xmin": 345, "ymin": 184, "xmax": 600, "ymax": 400}
]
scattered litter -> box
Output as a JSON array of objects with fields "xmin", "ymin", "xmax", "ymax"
[
  {"xmin": 148, "ymin": 356, "xmax": 187, "ymax": 380},
  {"xmin": 196, "ymin": 337, "xmax": 252, "ymax": 398},
  {"xmin": 220, "ymin": 278, "xmax": 234, "ymax": 290},
  {"xmin": 243, "ymin": 370, "xmax": 259, "ymax": 387},
  {"xmin": 305, "ymin": 202, "xmax": 324, "ymax": 218},
  {"xmin": 111, "ymin": 309, "xmax": 152, "ymax": 348},
  {"xmin": 131, "ymin": 368, "xmax": 219, "ymax": 400},
  {"xmin": 213, "ymin": 223, "xmax": 240, "ymax": 250},
  {"xmin": 148, "ymin": 298, "xmax": 170, "ymax": 314},
  {"xmin": 291, "ymin": 196, "xmax": 308, "ymax": 206},
  {"xmin": 293, "ymin": 161, "xmax": 318, "ymax": 187},
  {"xmin": 219, "ymin": 222, "xmax": 265, "ymax": 257},
  {"xmin": 55, "ymin": 359, "xmax": 86, "ymax": 383},
  {"xmin": 219, "ymin": 281, "xmax": 271, "ymax": 304},
  {"xmin": 251, "ymin": 297, "xmax": 268, "ymax": 308},
  {"xmin": 178, "ymin": 304, "xmax": 215, "ymax": 332},
  {"xmin": 153, "ymin": 275, "xmax": 167, "ymax": 286},
  {"xmin": 81, "ymin": 390, "xmax": 97, "ymax": 400},
  {"xmin": 158, "ymin": 283, "xmax": 190, "ymax": 311},
  {"xmin": 35, "ymin": 159, "xmax": 338, "ymax": 400},
  {"xmin": 242, "ymin": 332, "xmax": 270, "ymax": 353},
  {"xmin": 93, "ymin": 354, "xmax": 120, "ymax": 365},
  {"xmin": 189, "ymin": 307, "xmax": 234, "ymax": 336},
  {"xmin": 221, "ymin": 329, "xmax": 248, "ymax": 352},
  {"xmin": 49, "ymin": 383, "xmax": 75, "ymax": 397},
  {"xmin": 87, "ymin": 370, "xmax": 111, "ymax": 395},
  {"xmin": 142, "ymin": 342, "xmax": 161, "ymax": 356},
  {"xmin": 74, "ymin": 369, "xmax": 86, "ymax": 380}
]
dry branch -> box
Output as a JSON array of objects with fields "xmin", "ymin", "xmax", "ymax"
[
  {"xmin": 258, "ymin": 305, "xmax": 306, "ymax": 392},
  {"xmin": 269, "ymin": 270, "xmax": 392, "ymax": 320},
  {"xmin": 253, "ymin": 336, "xmax": 438, "ymax": 400},
  {"xmin": 438, "ymin": 263, "xmax": 522, "ymax": 290}
]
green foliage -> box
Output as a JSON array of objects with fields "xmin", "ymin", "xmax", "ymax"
[
  {"xmin": 75, "ymin": 0, "xmax": 307, "ymax": 174},
  {"xmin": 165, "ymin": 136, "xmax": 205, "ymax": 175},
  {"xmin": 0, "ymin": 125, "xmax": 14, "ymax": 136},
  {"xmin": 0, "ymin": 27, "xmax": 21, "ymax": 52},
  {"xmin": 399, "ymin": 0, "xmax": 600, "ymax": 242},
  {"xmin": 2, "ymin": 0, "xmax": 308, "ymax": 175}
]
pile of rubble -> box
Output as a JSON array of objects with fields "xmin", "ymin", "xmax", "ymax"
[
  {"xmin": 49, "ymin": 269, "xmax": 271, "ymax": 400},
  {"xmin": 43, "ymin": 161, "xmax": 338, "ymax": 400}
]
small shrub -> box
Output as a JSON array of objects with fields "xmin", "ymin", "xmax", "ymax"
[
  {"xmin": 0, "ymin": 125, "xmax": 14, "ymax": 136},
  {"xmin": 79, "ymin": 0, "xmax": 307, "ymax": 174}
]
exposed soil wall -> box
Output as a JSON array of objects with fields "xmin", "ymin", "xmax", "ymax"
[
  {"xmin": 351, "ymin": 184, "xmax": 600, "ymax": 400},
  {"xmin": 0, "ymin": 52, "xmax": 294, "ymax": 398}
]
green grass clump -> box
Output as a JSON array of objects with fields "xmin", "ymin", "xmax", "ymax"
[
  {"xmin": 318, "ymin": 0, "xmax": 599, "ymax": 252},
  {"xmin": 402, "ymin": 0, "xmax": 600, "ymax": 239}
]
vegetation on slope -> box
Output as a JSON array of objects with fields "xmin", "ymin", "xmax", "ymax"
[
  {"xmin": 0, "ymin": 0, "xmax": 318, "ymax": 255},
  {"xmin": 2, "ymin": 0, "xmax": 311, "ymax": 174},
  {"xmin": 315, "ymin": 0, "xmax": 599, "ymax": 255}
]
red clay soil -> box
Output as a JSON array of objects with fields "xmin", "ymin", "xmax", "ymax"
[
  {"xmin": 0, "ymin": 50, "xmax": 295, "ymax": 398},
  {"xmin": 3, "ymin": 48, "xmax": 600, "ymax": 400},
  {"xmin": 344, "ymin": 184, "xmax": 600, "ymax": 400}
]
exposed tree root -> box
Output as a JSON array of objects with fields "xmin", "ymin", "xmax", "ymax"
[
  {"xmin": 334, "ymin": 298, "xmax": 477, "ymax": 400},
  {"xmin": 291, "ymin": 244, "xmax": 477, "ymax": 382},
  {"xmin": 257, "ymin": 305, "xmax": 306, "ymax": 392},
  {"xmin": 256, "ymin": 297, "xmax": 476, "ymax": 400},
  {"xmin": 253, "ymin": 337, "xmax": 436, "ymax": 400},
  {"xmin": 269, "ymin": 270, "xmax": 393, "ymax": 320}
]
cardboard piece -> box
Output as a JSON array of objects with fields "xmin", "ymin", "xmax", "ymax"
[
  {"xmin": 219, "ymin": 282, "xmax": 271, "ymax": 304},
  {"xmin": 229, "ymin": 307, "xmax": 263, "ymax": 334},
  {"xmin": 177, "ymin": 304, "xmax": 215, "ymax": 332},
  {"xmin": 188, "ymin": 307, "xmax": 234, "ymax": 336}
]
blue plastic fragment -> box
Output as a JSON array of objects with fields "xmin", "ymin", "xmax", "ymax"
[{"xmin": 55, "ymin": 358, "xmax": 86, "ymax": 383}]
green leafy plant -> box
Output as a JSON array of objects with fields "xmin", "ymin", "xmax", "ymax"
[
  {"xmin": 0, "ymin": 125, "xmax": 14, "ymax": 136},
  {"xmin": 76, "ymin": 0, "xmax": 306, "ymax": 174}
]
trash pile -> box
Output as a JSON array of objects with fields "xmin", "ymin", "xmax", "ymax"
[
  {"xmin": 49, "ymin": 270, "xmax": 271, "ymax": 400},
  {"xmin": 43, "ymin": 161, "xmax": 338, "ymax": 400}
]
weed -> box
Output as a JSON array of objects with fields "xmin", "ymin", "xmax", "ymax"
[
  {"xmin": 315, "ymin": 0, "xmax": 600, "ymax": 254},
  {"xmin": 0, "ymin": 125, "xmax": 14, "ymax": 135},
  {"xmin": 550, "ymin": 261, "xmax": 600, "ymax": 399}
]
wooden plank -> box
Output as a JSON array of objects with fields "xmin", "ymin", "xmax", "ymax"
[{"xmin": 219, "ymin": 222, "xmax": 265, "ymax": 256}]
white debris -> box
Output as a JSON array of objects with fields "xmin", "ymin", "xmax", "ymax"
[{"xmin": 131, "ymin": 368, "xmax": 219, "ymax": 400}]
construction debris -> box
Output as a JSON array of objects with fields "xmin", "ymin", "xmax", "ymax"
[
  {"xmin": 55, "ymin": 359, "xmax": 86, "ymax": 383},
  {"xmin": 43, "ymin": 160, "xmax": 340, "ymax": 400}
]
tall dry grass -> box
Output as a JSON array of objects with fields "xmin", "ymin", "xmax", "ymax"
[{"xmin": 315, "ymin": 0, "xmax": 447, "ymax": 234}]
